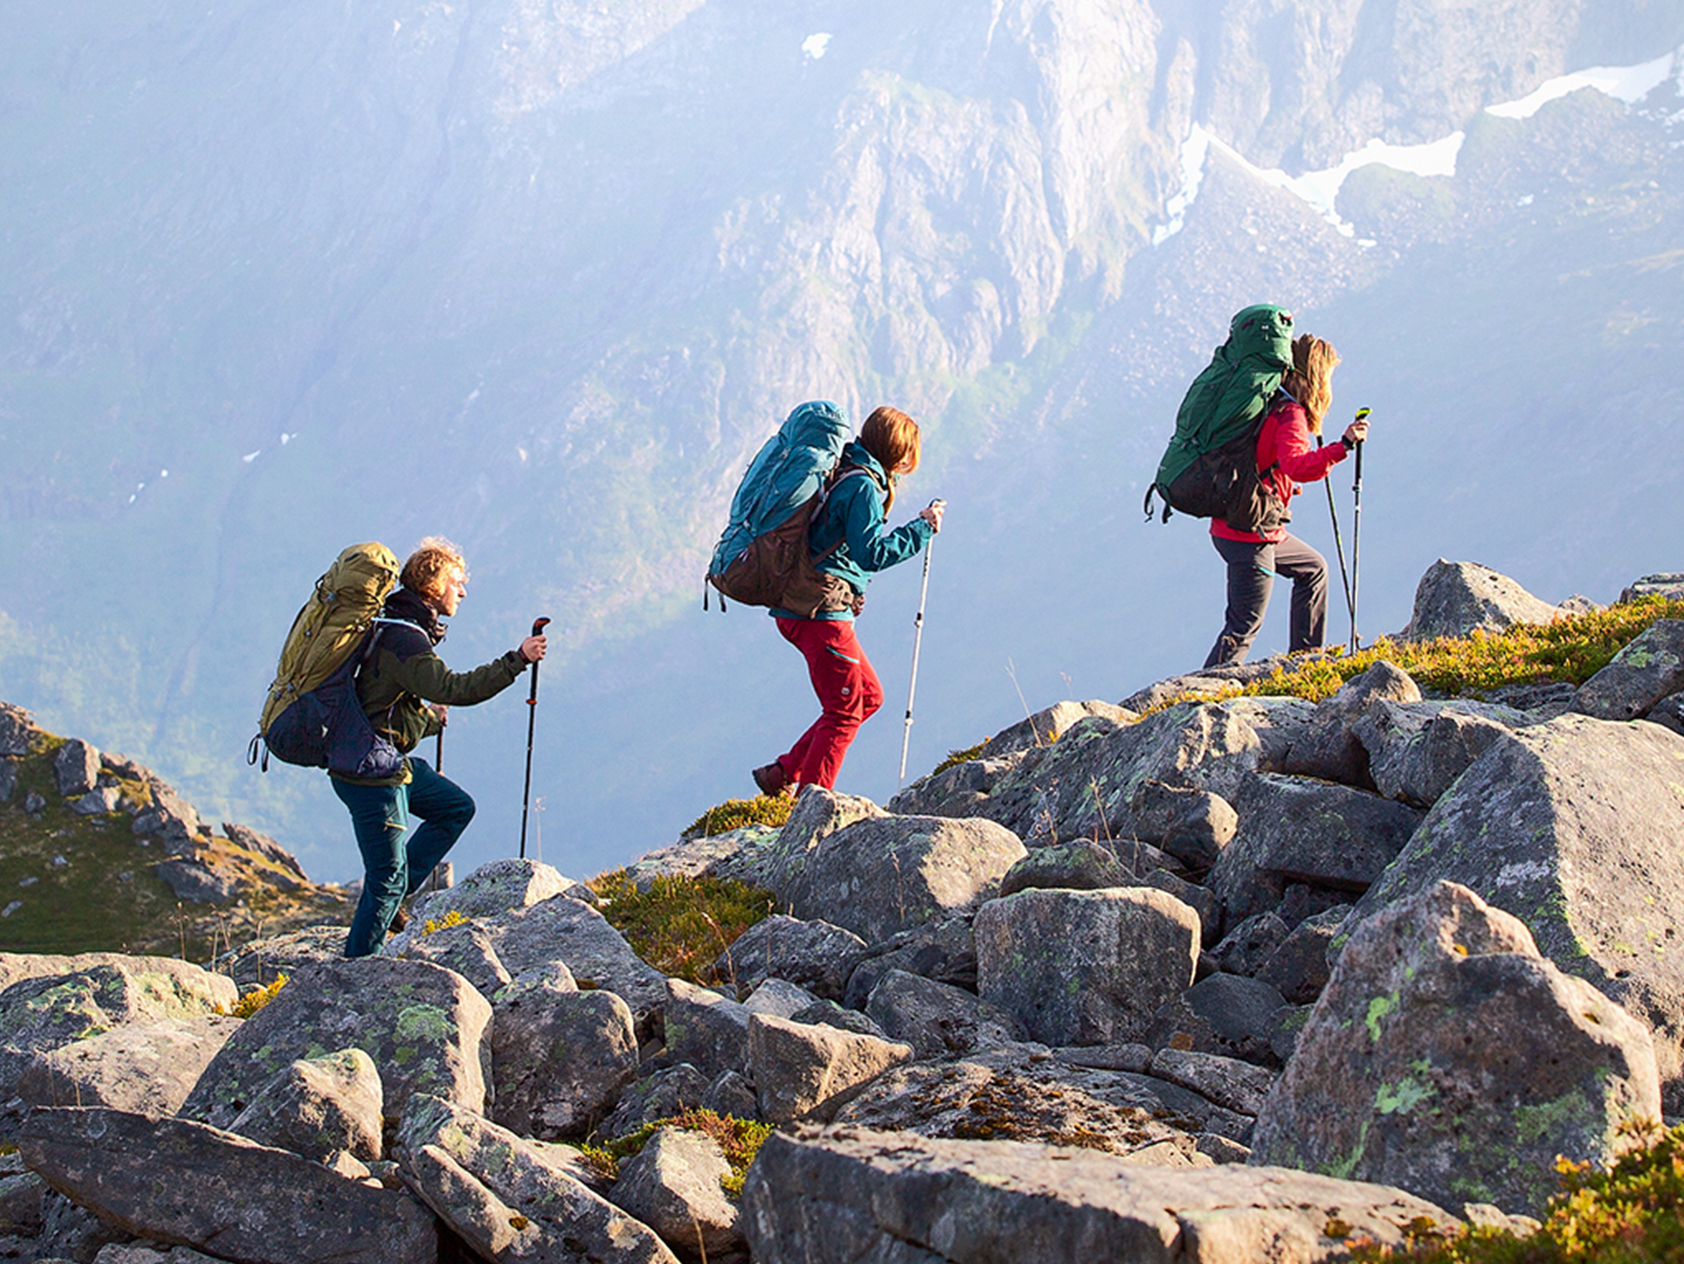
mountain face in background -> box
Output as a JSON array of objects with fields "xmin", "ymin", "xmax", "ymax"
[{"xmin": 4, "ymin": 0, "xmax": 1682, "ymax": 884}]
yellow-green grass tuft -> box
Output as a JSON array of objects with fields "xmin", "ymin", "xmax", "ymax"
[
  {"xmin": 930, "ymin": 739, "xmax": 989, "ymax": 777},
  {"xmin": 589, "ymin": 871, "xmax": 774, "ymax": 983},
  {"xmin": 683, "ymin": 795, "xmax": 794, "ymax": 839}
]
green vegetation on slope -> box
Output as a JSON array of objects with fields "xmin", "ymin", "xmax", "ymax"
[
  {"xmin": 589, "ymin": 870, "xmax": 774, "ymax": 984},
  {"xmin": 0, "ymin": 728, "xmax": 350, "ymax": 961}
]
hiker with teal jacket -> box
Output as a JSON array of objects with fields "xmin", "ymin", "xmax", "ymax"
[
  {"xmin": 335, "ymin": 537, "xmax": 547, "ymax": 957},
  {"xmin": 753, "ymin": 407, "xmax": 944, "ymax": 797},
  {"xmin": 1206, "ymin": 336, "xmax": 1369, "ymax": 667}
]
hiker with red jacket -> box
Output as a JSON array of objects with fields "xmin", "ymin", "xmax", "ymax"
[
  {"xmin": 335, "ymin": 537, "xmax": 547, "ymax": 957},
  {"xmin": 753, "ymin": 407, "xmax": 944, "ymax": 797},
  {"xmin": 1205, "ymin": 335, "xmax": 1369, "ymax": 667}
]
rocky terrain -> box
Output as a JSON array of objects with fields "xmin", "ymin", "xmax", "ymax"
[
  {"xmin": 3, "ymin": 559, "xmax": 1684, "ymax": 1263},
  {"xmin": 0, "ymin": 704, "xmax": 351, "ymax": 961}
]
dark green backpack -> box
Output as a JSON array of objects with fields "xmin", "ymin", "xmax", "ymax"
[{"xmin": 1145, "ymin": 304, "xmax": 1295, "ymax": 531}]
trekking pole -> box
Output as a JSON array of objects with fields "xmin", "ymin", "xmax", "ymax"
[
  {"xmin": 1316, "ymin": 428, "xmax": 1356, "ymax": 652},
  {"xmin": 898, "ymin": 501, "xmax": 944, "ymax": 791},
  {"xmin": 1349, "ymin": 418, "xmax": 1368, "ymax": 653},
  {"xmin": 434, "ymin": 728, "xmax": 443, "ymax": 772},
  {"xmin": 518, "ymin": 617, "xmax": 552, "ymax": 860}
]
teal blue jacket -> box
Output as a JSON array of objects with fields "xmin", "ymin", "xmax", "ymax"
[{"xmin": 773, "ymin": 442, "xmax": 933, "ymax": 622}]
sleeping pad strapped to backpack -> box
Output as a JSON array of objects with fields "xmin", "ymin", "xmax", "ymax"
[
  {"xmin": 248, "ymin": 541, "xmax": 407, "ymax": 779},
  {"xmin": 1145, "ymin": 304, "xmax": 1295, "ymax": 533},
  {"xmin": 706, "ymin": 400, "xmax": 852, "ymax": 617}
]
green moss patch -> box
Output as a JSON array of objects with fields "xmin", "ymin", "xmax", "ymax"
[
  {"xmin": 579, "ymin": 1108, "xmax": 773, "ymax": 1197},
  {"xmin": 589, "ymin": 871, "xmax": 774, "ymax": 983}
]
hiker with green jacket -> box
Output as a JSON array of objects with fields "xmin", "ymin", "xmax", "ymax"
[
  {"xmin": 1205, "ymin": 336, "xmax": 1368, "ymax": 667},
  {"xmin": 753, "ymin": 406, "xmax": 944, "ymax": 798},
  {"xmin": 335, "ymin": 537, "xmax": 547, "ymax": 957}
]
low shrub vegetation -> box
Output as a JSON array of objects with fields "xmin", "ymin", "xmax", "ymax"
[
  {"xmin": 589, "ymin": 870, "xmax": 774, "ymax": 982},
  {"xmin": 220, "ymin": 973, "xmax": 289, "ymax": 1019},
  {"xmin": 1346, "ymin": 1119, "xmax": 1684, "ymax": 1262},
  {"xmin": 929, "ymin": 739, "xmax": 989, "ymax": 776},
  {"xmin": 1144, "ymin": 598, "xmax": 1684, "ymax": 715},
  {"xmin": 579, "ymin": 1108, "xmax": 774, "ymax": 1196},
  {"xmin": 683, "ymin": 794, "xmax": 794, "ymax": 839}
]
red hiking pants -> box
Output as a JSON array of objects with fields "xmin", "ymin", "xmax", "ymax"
[{"xmin": 774, "ymin": 617, "xmax": 884, "ymax": 791}]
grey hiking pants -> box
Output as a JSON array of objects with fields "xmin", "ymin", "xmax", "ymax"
[{"xmin": 1204, "ymin": 532, "xmax": 1329, "ymax": 668}]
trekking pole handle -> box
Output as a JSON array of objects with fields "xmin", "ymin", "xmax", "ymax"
[{"xmin": 526, "ymin": 618, "xmax": 551, "ymax": 702}]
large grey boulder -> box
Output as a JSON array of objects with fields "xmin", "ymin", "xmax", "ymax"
[
  {"xmin": 1148, "ymin": 1048, "xmax": 1277, "ymax": 1118},
  {"xmin": 397, "ymin": 919, "xmax": 512, "ymax": 1000},
  {"xmin": 842, "ymin": 916, "xmax": 977, "ymax": 1008},
  {"xmin": 864, "ymin": 969, "xmax": 1025, "ymax": 1060},
  {"xmin": 213, "ymin": 927, "xmax": 347, "ymax": 990},
  {"xmin": 1620, "ymin": 573, "xmax": 1684, "ymax": 603},
  {"xmin": 490, "ymin": 968, "xmax": 638, "ymax": 1141},
  {"xmin": 398, "ymin": 1093, "xmax": 677, "ymax": 1264},
  {"xmin": 996, "ymin": 840, "xmax": 1139, "ymax": 898},
  {"xmin": 975, "ymin": 887, "xmax": 1199, "ymax": 1046},
  {"xmin": 711, "ymin": 914, "xmax": 866, "ymax": 1000},
  {"xmin": 1356, "ymin": 703, "xmax": 1514, "ymax": 807},
  {"xmin": 1650, "ymin": 692, "xmax": 1684, "ymax": 736},
  {"xmin": 1256, "ymin": 906, "xmax": 1350, "ymax": 1004},
  {"xmin": 598, "ymin": 1064, "xmax": 710, "ymax": 1139},
  {"xmin": 1209, "ymin": 775, "xmax": 1423, "ymax": 926},
  {"xmin": 17, "ymin": 1016, "xmax": 240, "ymax": 1116},
  {"xmin": 390, "ymin": 857, "xmax": 580, "ymax": 955},
  {"xmin": 1345, "ymin": 713, "xmax": 1684, "ymax": 1111},
  {"xmin": 757, "ymin": 786, "xmax": 887, "ymax": 887},
  {"xmin": 20, "ymin": 1108, "xmax": 437, "ymax": 1264},
  {"xmin": 0, "ymin": 703, "xmax": 39, "ymax": 757},
  {"xmin": 741, "ymin": 1127, "xmax": 1457, "ymax": 1263},
  {"xmin": 834, "ymin": 1044, "xmax": 1215, "ymax": 1158},
  {"xmin": 1255, "ymin": 882, "xmax": 1660, "ymax": 1215},
  {"xmin": 1403, "ymin": 560, "xmax": 1561, "ymax": 640},
  {"xmin": 980, "ymin": 701, "xmax": 1273, "ymax": 844},
  {"xmin": 888, "ymin": 753, "xmax": 1026, "ymax": 819},
  {"xmin": 747, "ymin": 1012, "xmax": 913, "ymax": 1124},
  {"xmin": 0, "ymin": 958, "xmax": 237, "ymax": 1106},
  {"xmin": 762, "ymin": 812, "xmax": 1026, "ymax": 944},
  {"xmin": 1128, "ymin": 783, "xmax": 1239, "ymax": 871},
  {"xmin": 53, "ymin": 739, "xmax": 101, "ymax": 797},
  {"xmin": 661, "ymin": 977, "xmax": 752, "ymax": 1080},
  {"xmin": 479, "ymin": 897, "xmax": 666, "ymax": 1022},
  {"xmin": 228, "ymin": 1048, "xmax": 385, "ymax": 1163},
  {"xmin": 1572, "ymin": 619, "xmax": 1684, "ymax": 721},
  {"xmin": 610, "ymin": 1126, "xmax": 742, "ymax": 1258},
  {"xmin": 1279, "ymin": 661, "xmax": 1423, "ymax": 786},
  {"xmin": 1144, "ymin": 973, "xmax": 1292, "ymax": 1068},
  {"xmin": 181, "ymin": 957, "xmax": 491, "ymax": 1129}
]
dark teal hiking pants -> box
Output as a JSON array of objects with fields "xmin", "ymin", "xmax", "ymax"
[
  {"xmin": 1205, "ymin": 532, "xmax": 1329, "ymax": 667},
  {"xmin": 334, "ymin": 757, "xmax": 475, "ymax": 958}
]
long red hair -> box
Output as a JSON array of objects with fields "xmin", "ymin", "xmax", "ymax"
[{"xmin": 857, "ymin": 406, "xmax": 921, "ymax": 511}]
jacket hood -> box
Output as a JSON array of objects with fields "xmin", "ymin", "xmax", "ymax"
[
  {"xmin": 383, "ymin": 587, "xmax": 446, "ymax": 645},
  {"xmin": 841, "ymin": 441, "xmax": 890, "ymax": 484}
]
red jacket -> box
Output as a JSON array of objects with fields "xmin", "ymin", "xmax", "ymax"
[{"xmin": 1211, "ymin": 398, "xmax": 1347, "ymax": 544}]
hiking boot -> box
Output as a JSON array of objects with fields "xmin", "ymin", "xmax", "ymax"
[
  {"xmin": 753, "ymin": 762, "xmax": 792, "ymax": 798},
  {"xmin": 388, "ymin": 904, "xmax": 409, "ymax": 934}
]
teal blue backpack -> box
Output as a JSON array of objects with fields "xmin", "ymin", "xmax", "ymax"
[
  {"xmin": 1145, "ymin": 304, "xmax": 1296, "ymax": 531},
  {"xmin": 707, "ymin": 401, "xmax": 852, "ymax": 615}
]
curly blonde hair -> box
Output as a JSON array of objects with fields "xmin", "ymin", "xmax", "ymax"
[
  {"xmin": 1282, "ymin": 335, "xmax": 1340, "ymax": 434},
  {"xmin": 857, "ymin": 406, "xmax": 921, "ymax": 512},
  {"xmin": 401, "ymin": 537, "xmax": 468, "ymax": 603}
]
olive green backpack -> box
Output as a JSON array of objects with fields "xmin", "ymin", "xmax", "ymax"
[{"xmin": 249, "ymin": 542, "xmax": 405, "ymax": 777}]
